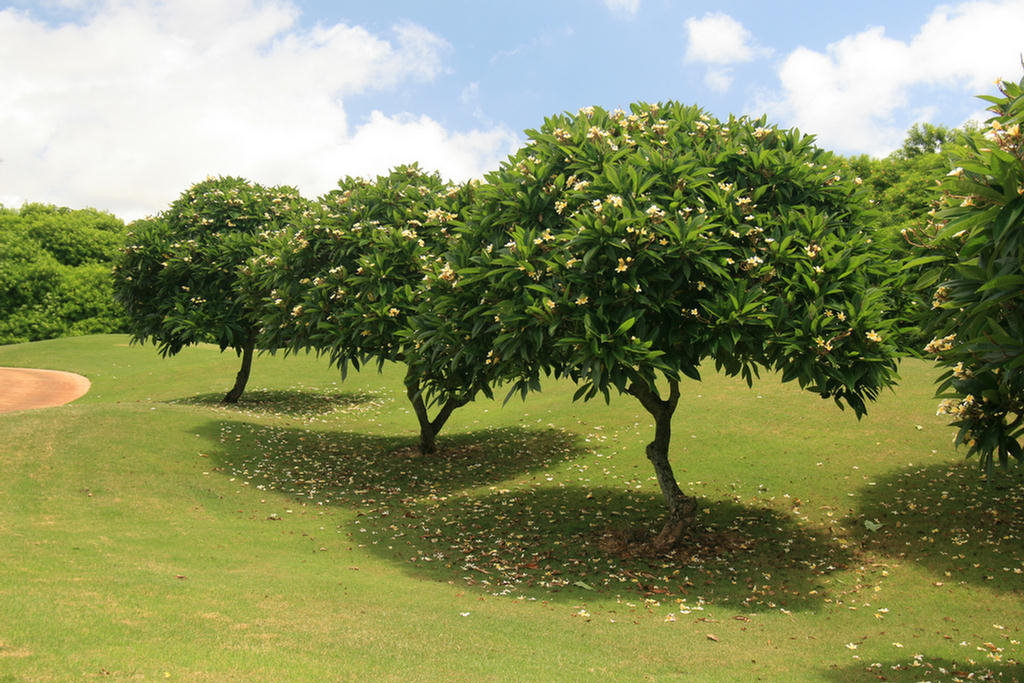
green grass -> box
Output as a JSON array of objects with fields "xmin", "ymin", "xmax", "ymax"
[{"xmin": 1, "ymin": 334, "xmax": 1021, "ymax": 682}]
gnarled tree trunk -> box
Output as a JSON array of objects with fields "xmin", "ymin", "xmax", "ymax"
[
  {"xmin": 626, "ymin": 378, "xmax": 697, "ymax": 548},
  {"xmin": 222, "ymin": 338, "xmax": 255, "ymax": 404},
  {"xmin": 406, "ymin": 374, "xmax": 469, "ymax": 455}
]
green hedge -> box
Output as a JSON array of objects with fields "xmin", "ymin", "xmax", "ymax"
[{"xmin": 0, "ymin": 204, "xmax": 127, "ymax": 345}]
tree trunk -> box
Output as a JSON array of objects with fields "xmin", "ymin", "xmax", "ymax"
[
  {"xmin": 222, "ymin": 338, "xmax": 255, "ymax": 404},
  {"xmin": 406, "ymin": 374, "xmax": 469, "ymax": 455},
  {"xmin": 627, "ymin": 378, "xmax": 698, "ymax": 548}
]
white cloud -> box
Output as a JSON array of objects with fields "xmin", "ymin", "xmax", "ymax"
[
  {"xmin": 0, "ymin": 1, "xmax": 515, "ymax": 219},
  {"xmin": 703, "ymin": 67, "xmax": 734, "ymax": 93},
  {"xmin": 603, "ymin": 0, "xmax": 640, "ymax": 17},
  {"xmin": 335, "ymin": 111, "xmax": 519, "ymax": 182},
  {"xmin": 763, "ymin": 0, "xmax": 1024, "ymax": 156},
  {"xmin": 684, "ymin": 12, "xmax": 768, "ymax": 65},
  {"xmin": 684, "ymin": 12, "xmax": 769, "ymax": 94}
]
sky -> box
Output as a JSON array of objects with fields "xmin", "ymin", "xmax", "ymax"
[{"xmin": 1, "ymin": 0, "xmax": 1023, "ymax": 220}]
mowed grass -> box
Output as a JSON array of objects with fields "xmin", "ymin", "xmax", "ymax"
[{"xmin": 0, "ymin": 334, "xmax": 1021, "ymax": 683}]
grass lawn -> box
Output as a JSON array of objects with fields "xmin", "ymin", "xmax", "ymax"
[{"xmin": 1, "ymin": 334, "xmax": 1021, "ymax": 682}]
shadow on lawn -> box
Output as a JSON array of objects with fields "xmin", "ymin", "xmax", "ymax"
[
  {"xmin": 169, "ymin": 388, "xmax": 384, "ymax": 418},
  {"xmin": 354, "ymin": 485, "xmax": 856, "ymax": 610},
  {"xmin": 823, "ymin": 657, "xmax": 1021, "ymax": 683},
  {"xmin": 199, "ymin": 420, "xmax": 585, "ymax": 505},
  {"xmin": 847, "ymin": 462, "xmax": 1023, "ymax": 593},
  {"xmin": 200, "ymin": 418, "xmax": 855, "ymax": 610}
]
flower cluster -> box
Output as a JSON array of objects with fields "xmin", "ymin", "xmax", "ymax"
[{"xmin": 924, "ymin": 334, "xmax": 956, "ymax": 356}]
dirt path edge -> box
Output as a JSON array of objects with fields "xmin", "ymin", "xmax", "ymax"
[{"xmin": 0, "ymin": 367, "xmax": 92, "ymax": 414}]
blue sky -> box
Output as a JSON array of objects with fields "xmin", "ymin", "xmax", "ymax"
[
  {"xmin": 311, "ymin": 0, "xmax": 950, "ymax": 134},
  {"xmin": 1, "ymin": 0, "xmax": 1022, "ymax": 218}
]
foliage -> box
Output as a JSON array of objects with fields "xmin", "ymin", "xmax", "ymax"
[
  {"xmin": 242, "ymin": 165, "xmax": 488, "ymax": 451},
  {"xmin": 451, "ymin": 103, "xmax": 899, "ymax": 408},
  {"xmin": 429, "ymin": 102, "xmax": 902, "ymax": 532},
  {"xmin": 838, "ymin": 124, "xmax": 981, "ymax": 354},
  {"xmin": 113, "ymin": 176, "xmax": 306, "ymax": 401},
  {"xmin": 916, "ymin": 75, "xmax": 1024, "ymax": 473},
  {"xmin": 840, "ymin": 124, "xmax": 957, "ymax": 257},
  {"xmin": 894, "ymin": 122, "xmax": 956, "ymax": 160},
  {"xmin": 0, "ymin": 203, "xmax": 126, "ymax": 345}
]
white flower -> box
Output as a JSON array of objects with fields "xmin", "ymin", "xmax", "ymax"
[
  {"xmin": 645, "ymin": 205, "xmax": 665, "ymax": 221},
  {"xmin": 924, "ymin": 334, "xmax": 956, "ymax": 355},
  {"xmin": 742, "ymin": 255, "xmax": 763, "ymax": 270}
]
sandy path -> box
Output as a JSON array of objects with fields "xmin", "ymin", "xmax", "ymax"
[{"xmin": 0, "ymin": 367, "xmax": 91, "ymax": 414}]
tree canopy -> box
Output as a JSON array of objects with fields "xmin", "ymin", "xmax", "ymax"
[
  {"xmin": 242, "ymin": 165, "xmax": 490, "ymax": 452},
  {"xmin": 427, "ymin": 102, "xmax": 902, "ymax": 542},
  {"xmin": 113, "ymin": 176, "xmax": 306, "ymax": 402}
]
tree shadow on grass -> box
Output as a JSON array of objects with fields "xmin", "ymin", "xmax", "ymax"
[
  {"xmin": 198, "ymin": 420, "xmax": 585, "ymax": 506},
  {"xmin": 197, "ymin": 419, "xmax": 857, "ymax": 610},
  {"xmin": 354, "ymin": 485, "xmax": 857, "ymax": 610},
  {"xmin": 822, "ymin": 657, "xmax": 1021, "ymax": 683},
  {"xmin": 170, "ymin": 388, "xmax": 384, "ymax": 418},
  {"xmin": 846, "ymin": 462, "xmax": 1023, "ymax": 593}
]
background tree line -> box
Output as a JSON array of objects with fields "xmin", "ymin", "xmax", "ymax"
[{"xmin": 0, "ymin": 203, "xmax": 127, "ymax": 344}]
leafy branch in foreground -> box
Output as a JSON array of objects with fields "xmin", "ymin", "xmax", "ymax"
[{"xmin": 916, "ymin": 74, "xmax": 1024, "ymax": 474}]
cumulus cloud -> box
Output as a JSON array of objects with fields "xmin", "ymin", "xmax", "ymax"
[
  {"xmin": 684, "ymin": 12, "xmax": 767, "ymax": 65},
  {"xmin": 603, "ymin": 0, "xmax": 640, "ymax": 16},
  {"xmin": 703, "ymin": 67, "xmax": 734, "ymax": 93},
  {"xmin": 0, "ymin": 0, "xmax": 518, "ymax": 218},
  {"xmin": 684, "ymin": 12, "xmax": 769, "ymax": 93},
  {"xmin": 763, "ymin": 0, "xmax": 1024, "ymax": 156},
  {"xmin": 335, "ymin": 112, "xmax": 519, "ymax": 181}
]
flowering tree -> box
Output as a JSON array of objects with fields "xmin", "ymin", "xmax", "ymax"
[
  {"xmin": 434, "ymin": 103, "xmax": 901, "ymax": 544},
  {"xmin": 918, "ymin": 75, "xmax": 1024, "ymax": 473},
  {"xmin": 113, "ymin": 177, "xmax": 305, "ymax": 403},
  {"xmin": 243, "ymin": 165, "xmax": 489, "ymax": 453}
]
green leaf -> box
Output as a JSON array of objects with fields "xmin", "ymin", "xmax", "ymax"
[{"xmin": 615, "ymin": 317, "xmax": 636, "ymax": 335}]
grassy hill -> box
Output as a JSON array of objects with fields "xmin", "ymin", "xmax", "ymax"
[{"xmin": 0, "ymin": 335, "xmax": 1020, "ymax": 682}]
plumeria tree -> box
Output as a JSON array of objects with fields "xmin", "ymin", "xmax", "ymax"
[
  {"xmin": 916, "ymin": 75, "xmax": 1024, "ymax": 473},
  {"xmin": 242, "ymin": 165, "xmax": 490, "ymax": 453},
  {"xmin": 113, "ymin": 176, "xmax": 306, "ymax": 403},
  {"xmin": 432, "ymin": 103, "xmax": 901, "ymax": 545}
]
